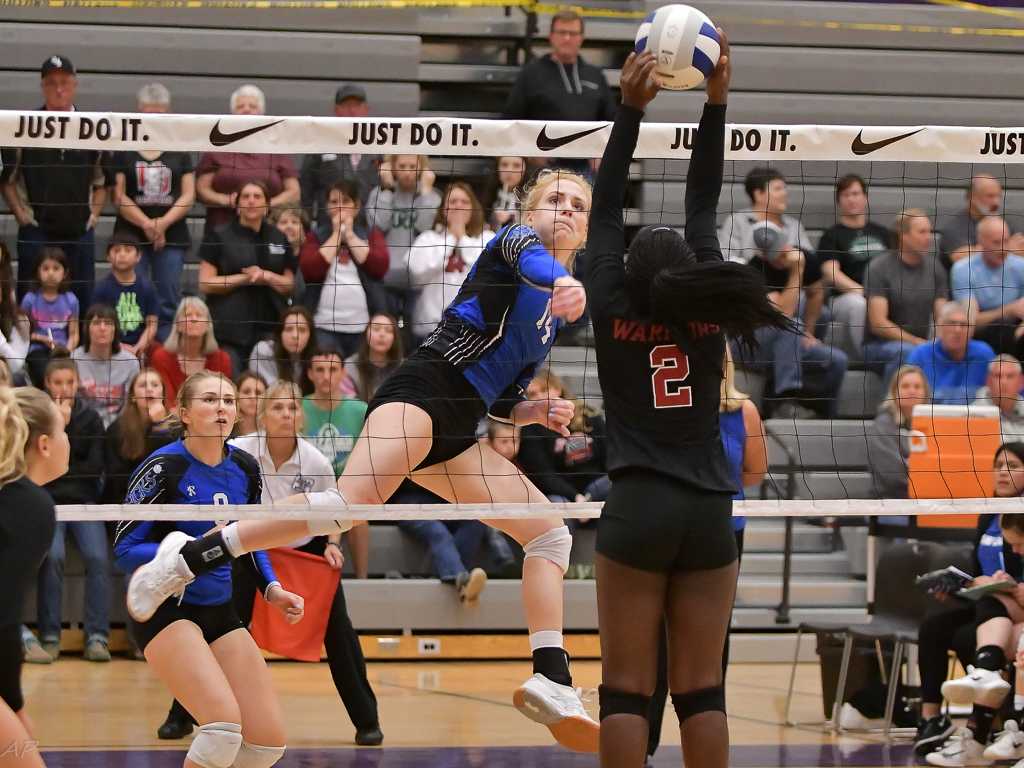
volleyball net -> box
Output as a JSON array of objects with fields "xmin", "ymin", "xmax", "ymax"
[{"xmin": 2, "ymin": 109, "xmax": 1024, "ymax": 525}]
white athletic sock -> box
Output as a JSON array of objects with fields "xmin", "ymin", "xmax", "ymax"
[
  {"xmin": 220, "ymin": 523, "xmax": 247, "ymax": 558},
  {"xmin": 529, "ymin": 630, "xmax": 564, "ymax": 652},
  {"xmin": 1015, "ymin": 694, "xmax": 1024, "ymax": 711}
]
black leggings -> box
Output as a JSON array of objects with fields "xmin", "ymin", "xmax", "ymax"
[
  {"xmin": 918, "ymin": 601, "xmax": 982, "ymax": 705},
  {"xmin": 647, "ymin": 528, "xmax": 744, "ymax": 758}
]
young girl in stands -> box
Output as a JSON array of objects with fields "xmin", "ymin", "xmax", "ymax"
[
  {"xmin": 234, "ymin": 371, "xmax": 267, "ymax": 438},
  {"xmin": 115, "ymin": 370, "xmax": 304, "ymax": 768},
  {"xmin": 487, "ymin": 155, "xmax": 527, "ymax": 231},
  {"xmin": 103, "ymin": 368, "xmax": 174, "ymax": 506},
  {"xmin": 0, "ymin": 386, "xmax": 69, "ymax": 768},
  {"xmin": 0, "ymin": 242, "xmax": 30, "ymax": 382},
  {"xmin": 21, "ymin": 247, "xmax": 79, "ymax": 387},
  {"xmin": 345, "ymin": 313, "xmax": 403, "ymax": 403},
  {"xmin": 249, "ymin": 306, "xmax": 316, "ymax": 395}
]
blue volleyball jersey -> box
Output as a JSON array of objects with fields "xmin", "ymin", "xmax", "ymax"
[
  {"xmin": 114, "ymin": 440, "xmax": 276, "ymax": 606},
  {"xmin": 718, "ymin": 407, "xmax": 747, "ymax": 531},
  {"xmin": 422, "ymin": 223, "xmax": 571, "ymax": 419},
  {"xmin": 977, "ymin": 516, "xmax": 1005, "ymax": 577}
]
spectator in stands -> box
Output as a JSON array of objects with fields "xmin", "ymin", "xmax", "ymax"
[
  {"xmin": 720, "ymin": 167, "xmax": 824, "ymax": 335},
  {"xmin": 914, "ymin": 481, "xmax": 1024, "ymax": 757},
  {"xmin": 397, "ymin": 502, "xmax": 489, "ymax": 603},
  {"xmin": 229, "ymin": 380, "xmax": 383, "ymax": 745},
  {"xmin": 729, "ymin": 221, "xmax": 847, "ymax": 419},
  {"xmin": 71, "ymin": 304, "xmax": 141, "ymax": 428},
  {"xmin": 102, "ymin": 368, "xmax": 174, "ymax": 505},
  {"xmin": 0, "ymin": 55, "xmax": 105, "ymax": 312},
  {"xmin": 817, "ymin": 174, "xmax": 891, "ymax": 356},
  {"xmin": 301, "ymin": 84, "xmax": 381, "ymax": 227},
  {"xmin": 234, "ymin": 370, "xmax": 267, "ymax": 438},
  {"xmin": 517, "ymin": 369, "xmax": 609, "ymax": 517},
  {"xmin": 149, "ymin": 296, "xmax": 232, "ymax": 407},
  {"xmin": 36, "ymin": 354, "xmax": 109, "ymax": 662},
  {"xmin": 273, "ymin": 205, "xmax": 308, "ymax": 258},
  {"xmin": 111, "ymin": 83, "xmax": 195, "ymax": 342},
  {"xmin": 480, "ymin": 421, "xmax": 523, "ymax": 578},
  {"xmin": 863, "ymin": 209, "xmax": 949, "ymax": 384},
  {"xmin": 366, "ymin": 156, "xmax": 440, "ymax": 339},
  {"xmin": 923, "ymin": 501, "xmax": 1024, "ymax": 765},
  {"xmin": 908, "ymin": 300, "xmax": 994, "ymax": 405},
  {"xmin": 195, "ymin": 85, "xmax": 299, "ymax": 236},
  {"xmin": 249, "ymin": 306, "xmax": 315, "ymax": 395},
  {"xmin": 21, "ymin": 247, "xmax": 79, "ymax": 387},
  {"xmin": 938, "ymin": 174, "xmax": 1024, "ymax": 268},
  {"xmin": 302, "ymin": 348, "xmax": 368, "ymax": 578},
  {"xmin": 409, "ymin": 182, "xmax": 496, "ymax": 342},
  {"xmin": 92, "ymin": 233, "xmax": 158, "ymax": 358},
  {"xmin": 951, "ymin": 216, "xmax": 1024, "ymax": 357},
  {"xmin": 866, "ymin": 364, "xmax": 930, "ymax": 499},
  {"xmin": 0, "ymin": 242, "xmax": 30, "ymax": 380},
  {"xmin": 973, "ymin": 354, "xmax": 1024, "ymax": 441},
  {"xmin": 502, "ymin": 9, "xmax": 616, "ymax": 175},
  {"xmin": 485, "ymin": 156, "xmax": 527, "ymax": 231},
  {"xmin": 346, "ymin": 313, "xmax": 403, "ymax": 403},
  {"xmin": 306, "ymin": 180, "xmax": 389, "ymax": 357},
  {"xmin": 199, "ymin": 180, "xmax": 297, "ymax": 372}
]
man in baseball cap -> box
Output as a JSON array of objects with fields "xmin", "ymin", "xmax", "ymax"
[{"xmin": 41, "ymin": 54, "xmax": 76, "ymax": 79}]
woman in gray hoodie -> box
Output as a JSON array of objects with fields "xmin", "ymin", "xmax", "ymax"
[{"xmin": 866, "ymin": 363, "xmax": 931, "ymax": 498}]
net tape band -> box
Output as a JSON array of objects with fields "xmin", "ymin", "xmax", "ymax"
[
  {"xmin": 4, "ymin": 110, "xmax": 1022, "ymax": 163},
  {"xmin": 56, "ymin": 497, "xmax": 1024, "ymax": 521}
]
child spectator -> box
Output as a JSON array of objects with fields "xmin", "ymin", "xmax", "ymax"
[
  {"xmin": 365, "ymin": 155, "xmax": 440, "ymax": 337},
  {"xmin": 518, "ymin": 369, "xmax": 609, "ymax": 513},
  {"xmin": 303, "ymin": 180, "xmax": 389, "ymax": 357},
  {"xmin": 92, "ymin": 232, "xmax": 158, "ymax": 358},
  {"xmin": 71, "ymin": 303, "xmax": 141, "ymax": 428},
  {"xmin": 409, "ymin": 182, "xmax": 496, "ymax": 343},
  {"xmin": 21, "ymin": 247, "xmax": 79, "ymax": 386},
  {"xmin": 346, "ymin": 313, "xmax": 404, "ymax": 403},
  {"xmin": 270, "ymin": 205, "xmax": 308, "ymax": 304},
  {"xmin": 249, "ymin": 306, "xmax": 316, "ymax": 395},
  {"xmin": 303, "ymin": 348, "xmax": 368, "ymax": 578},
  {"xmin": 37, "ymin": 354, "xmax": 110, "ymax": 662},
  {"xmin": 150, "ymin": 296, "xmax": 233, "ymax": 408},
  {"xmin": 234, "ymin": 370, "xmax": 267, "ymax": 438},
  {"xmin": 103, "ymin": 367, "xmax": 174, "ymax": 505}
]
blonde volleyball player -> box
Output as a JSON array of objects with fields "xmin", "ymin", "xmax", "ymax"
[
  {"xmin": 0, "ymin": 387, "xmax": 69, "ymax": 768},
  {"xmin": 127, "ymin": 171, "xmax": 601, "ymax": 751},
  {"xmin": 115, "ymin": 372, "xmax": 304, "ymax": 768}
]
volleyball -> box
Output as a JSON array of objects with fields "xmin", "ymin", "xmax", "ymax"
[{"xmin": 634, "ymin": 4, "xmax": 721, "ymax": 90}]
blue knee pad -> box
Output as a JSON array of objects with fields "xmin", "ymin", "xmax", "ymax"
[
  {"xmin": 598, "ymin": 685, "xmax": 651, "ymax": 721},
  {"xmin": 672, "ymin": 686, "xmax": 725, "ymax": 723}
]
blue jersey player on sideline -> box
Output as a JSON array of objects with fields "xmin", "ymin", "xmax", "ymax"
[
  {"xmin": 126, "ymin": 172, "xmax": 604, "ymax": 753},
  {"xmin": 115, "ymin": 371, "xmax": 304, "ymax": 768}
]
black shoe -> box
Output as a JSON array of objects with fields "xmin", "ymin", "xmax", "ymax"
[
  {"xmin": 157, "ymin": 710, "xmax": 194, "ymax": 740},
  {"xmin": 915, "ymin": 714, "xmax": 955, "ymax": 756},
  {"xmin": 355, "ymin": 726, "xmax": 384, "ymax": 746}
]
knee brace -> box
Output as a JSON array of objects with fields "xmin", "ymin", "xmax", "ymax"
[
  {"xmin": 523, "ymin": 525, "xmax": 572, "ymax": 572},
  {"xmin": 598, "ymin": 685, "xmax": 651, "ymax": 721},
  {"xmin": 305, "ymin": 489, "xmax": 355, "ymax": 535},
  {"xmin": 186, "ymin": 722, "xmax": 243, "ymax": 768},
  {"xmin": 975, "ymin": 595, "xmax": 1011, "ymax": 625},
  {"xmin": 231, "ymin": 742, "xmax": 286, "ymax": 768},
  {"xmin": 672, "ymin": 686, "xmax": 726, "ymax": 723}
]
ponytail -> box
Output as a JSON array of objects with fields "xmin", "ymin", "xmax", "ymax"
[{"xmin": 650, "ymin": 260, "xmax": 794, "ymax": 353}]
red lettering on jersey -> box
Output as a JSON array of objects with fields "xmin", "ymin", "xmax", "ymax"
[
  {"xmin": 611, "ymin": 318, "xmax": 672, "ymax": 343},
  {"xmin": 687, "ymin": 321, "xmax": 721, "ymax": 338}
]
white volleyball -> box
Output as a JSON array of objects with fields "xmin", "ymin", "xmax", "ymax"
[{"xmin": 635, "ymin": 4, "xmax": 721, "ymax": 90}]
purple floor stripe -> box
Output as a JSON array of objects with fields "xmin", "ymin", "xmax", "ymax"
[{"xmin": 36, "ymin": 743, "xmax": 919, "ymax": 767}]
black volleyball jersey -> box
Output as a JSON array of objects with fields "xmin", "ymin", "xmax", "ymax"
[{"xmin": 584, "ymin": 103, "xmax": 735, "ymax": 493}]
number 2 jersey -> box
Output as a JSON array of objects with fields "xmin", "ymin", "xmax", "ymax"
[
  {"xmin": 113, "ymin": 440, "xmax": 277, "ymax": 606},
  {"xmin": 584, "ymin": 102, "xmax": 735, "ymax": 494},
  {"xmin": 422, "ymin": 223, "xmax": 571, "ymax": 420}
]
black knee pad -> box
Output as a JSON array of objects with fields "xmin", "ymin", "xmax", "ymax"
[
  {"xmin": 975, "ymin": 596, "xmax": 1011, "ymax": 625},
  {"xmin": 672, "ymin": 686, "xmax": 726, "ymax": 723},
  {"xmin": 598, "ymin": 685, "xmax": 652, "ymax": 721}
]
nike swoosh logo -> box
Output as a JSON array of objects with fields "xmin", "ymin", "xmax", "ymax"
[
  {"xmin": 209, "ymin": 119, "xmax": 285, "ymax": 147},
  {"xmin": 851, "ymin": 128, "xmax": 924, "ymax": 156},
  {"xmin": 536, "ymin": 124, "xmax": 607, "ymax": 152}
]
